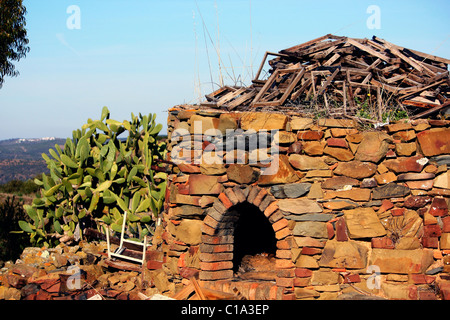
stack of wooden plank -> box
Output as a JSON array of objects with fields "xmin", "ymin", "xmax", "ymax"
[{"xmin": 201, "ymin": 34, "xmax": 450, "ymax": 120}]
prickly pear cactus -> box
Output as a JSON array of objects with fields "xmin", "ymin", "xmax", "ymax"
[{"xmin": 20, "ymin": 107, "xmax": 168, "ymax": 247}]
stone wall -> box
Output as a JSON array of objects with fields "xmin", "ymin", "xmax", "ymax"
[{"xmin": 162, "ymin": 105, "xmax": 450, "ymax": 300}]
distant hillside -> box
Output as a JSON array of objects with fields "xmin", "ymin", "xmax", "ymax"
[{"xmin": 0, "ymin": 138, "xmax": 66, "ymax": 184}]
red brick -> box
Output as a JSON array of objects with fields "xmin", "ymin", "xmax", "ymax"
[
  {"xmin": 276, "ymin": 259, "xmax": 295, "ymax": 269},
  {"xmin": 378, "ymin": 199, "xmax": 394, "ymax": 213},
  {"xmin": 422, "ymin": 236, "xmax": 439, "ymax": 248},
  {"xmin": 277, "ymin": 277, "xmax": 294, "ymax": 287},
  {"xmin": 269, "ymin": 285, "xmax": 279, "ymax": 300},
  {"xmin": 429, "ymin": 198, "xmax": 448, "ymax": 216},
  {"xmin": 408, "ymin": 286, "xmax": 418, "ymax": 300},
  {"xmin": 418, "ymin": 291, "xmax": 437, "ymax": 300},
  {"xmin": 301, "ymin": 247, "xmax": 322, "ymax": 255},
  {"xmin": 199, "ymin": 270, "xmax": 233, "ymax": 281},
  {"xmin": 203, "ymin": 215, "xmax": 220, "ymax": 229},
  {"xmin": 200, "ymin": 261, "xmax": 233, "ymax": 271},
  {"xmin": 218, "ymin": 192, "xmax": 233, "ymax": 209},
  {"xmin": 443, "ymin": 216, "xmax": 450, "ymax": 232},
  {"xmin": 410, "ymin": 274, "xmax": 435, "ymax": 285},
  {"xmin": 391, "ymin": 208, "xmax": 405, "ymax": 216},
  {"xmin": 147, "ymin": 260, "xmax": 164, "ymax": 270},
  {"xmin": 275, "ymin": 227, "xmax": 291, "ymax": 240},
  {"xmin": 326, "ymin": 222, "xmax": 335, "ymax": 240},
  {"xmin": 253, "ymin": 188, "xmax": 268, "ymax": 207},
  {"xmin": 276, "ymin": 239, "xmax": 291, "ymax": 250},
  {"xmin": 179, "ymin": 267, "xmax": 199, "ymax": 279},
  {"xmin": 272, "ymin": 218, "xmax": 289, "ymax": 232},
  {"xmin": 371, "ymin": 236, "xmax": 395, "ymax": 249},
  {"xmin": 424, "ymin": 225, "xmax": 442, "ymax": 237},
  {"xmin": 276, "ymin": 250, "xmax": 292, "ymax": 259},
  {"xmin": 293, "ymin": 277, "xmax": 311, "ymax": 287},
  {"xmin": 264, "ymin": 202, "xmax": 279, "ymax": 218},
  {"xmin": 199, "ymin": 252, "xmax": 233, "ymax": 262},
  {"xmin": 295, "ymin": 268, "xmax": 313, "ymax": 278},
  {"xmin": 335, "ymin": 217, "xmax": 348, "ymax": 241},
  {"xmin": 440, "ymin": 282, "xmax": 450, "ymax": 300},
  {"xmin": 282, "ymin": 293, "xmax": 296, "ymax": 300},
  {"xmin": 248, "ymin": 283, "xmax": 259, "ymax": 300},
  {"xmin": 277, "ymin": 268, "xmax": 295, "ymax": 278},
  {"xmin": 343, "ymin": 273, "xmax": 361, "ymax": 283}
]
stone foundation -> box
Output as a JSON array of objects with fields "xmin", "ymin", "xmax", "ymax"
[{"xmin": 158, "ymin": 106, "xmax": 450, "ymax": 300}]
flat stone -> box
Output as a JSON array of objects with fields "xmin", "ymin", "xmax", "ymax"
[
  {"xmin": 278, "ymin": 198, "xmax": 323, "ymax": 215},
  {"xmin": 405, "ymin": 180, "xmax": 434, "ymax": 190},
  {"xmin": 395, "ymin": 142, "xmax": 416, "ymax": 156},
  {"xmin": 288, "ymin": 141, "xmax": 303, "ymax": 154},
  {"xmin": 334, "ymin": 161, "xmax": 377, "ymax": 179},
  {"xmin": 343, "ymin": 207, "xmax": 387, "ymax": 238},
  {"xmin": 434, "ymin": 171, "xmax": 450, "ymax": 189},
  {"xmin": 440, "ymin": 233, "xmax": 450, "ymax": 250},
  {"xmin": 369, "ymin": 248, "xmax": 434, "ymax": 274},
  {"xmin": 323, "ymin": 146, "xmax": 354, "ymax": 161},
  {"xmin": 397, "ymin": 173, "xmax": 435, "ymax": 181},
  {"xmin": 325, "ymin": 188, "xmax": 371, "ymax": 202},
  {"xmin": 428, "ymin": 197, "xmax": 448, "ymax": 216},
  {"xmin": 285, "ymin": 213, "xmax": 334, "ymax": 222},
  {"xmin": 302, "ymin": 141, "xmax": 326, "ymax": 156},
  {"xmin": 294, "ymin": 236, "xmax": 325, "ymax": 248},
  {"xmin": 290, "ymin": 117, "xmax": 314, "ymax": 130},
  {"xmin": 323, "ymin": 200, "xmax": 359, "ymax": 210},
  {"xmin": 305, "ymin": 169, "xmax": 333, "ymax": 178},
  {"xmin": 417, "ymin": 128, "xmax": 450, "ymax": 156},
  {"xmin": 317, "ymin": 118, "xmax": 357, "ymax": 128},
  {"xmin": 271, "ymin": 183, "xmax": 312, "ymax": 199},
  {"xmin": 386, "ymin": 122, "xmax": 412, "ymax": 132},
  {"xmin": 346, "ymin": 133, "xmax": 364, "ymax": 144},
  {"xmin": 292, "ymin": 221, "xmax": 328, "ymax": 238},
  {"xmin": 167, "ymin": 219, "xmax": 203, "ymax": 245},
  {"xmin": 383, "ymin": 155, "xmax": 428, "ymax": 173},
  {"xmin": 218, "ymin": 113, "xmax": 238, "ymax": 135},
  {"xmin": 372, "ymin": 183, "xmax": 410, "ymax": 199},
  {"xmin": 355, "ymin": 131, "xmax": 392, "ymax": 163},
  {"xmin": 321, "ymin": 176, "xmax": 360, "ymax": 190},
  {"xmin": 289, "ymin": 154, "xmax": 328, "ymax": 170},
  {"xmin": 274, "ymin": 131, "xmax": 297, "ymax": 144},
  {"xmin": 188, "ymin": 114, "xmax": 220, "ymax": 135},
  {"xmin": 189, "ymin": 175, "xmax": 223, "ymax": 195},
  {"xmin": 330, "ymin": 128, "xmax": 359, "ymax": 137},
  {"xmin": 327, "ymin": 137, "xmax": 349, "ymax": 148},
  {"xmin": 360, "ymin": 177, "xmax": 378, "ymax": 188},
  {"xmin": 374, "ymin": 172, "xmax": 397, "ymax": 185},
  {"xmin": 169, "ymin": 205, "xmax": 204, "ymax": 219},
  {"xmin": 258, "ymin": 154, "xmax": 300, "ymax": 185},
  {"xmin": 403, "ymin": 195, "xmax": 432, "ymax": 209},
  {"xmin": 430, "ymin": 155, "xmax": 450, "ymax": 166},
  {"xmin": 392, "ymin": 130, "xmax": 416, "ymax": 142},
  {"xmin": 226, "ymin": 164, "xmax": 259, "ymax": 184},
  {"xmin": 319, "ymin": 239, "xmax": 368, "ymax": 269},
  {"xmin": 240, "ymin": 112, "xmax": 288, "ymax": 131},
  {"xmin": 297, "ymin": 130, "xmax": 324, "ymax": 141},
  {"xmin": 199, "ymin": 163, "xmax": 226, "ymax": 175}
]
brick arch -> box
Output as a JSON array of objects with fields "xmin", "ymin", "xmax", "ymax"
[{"xmin": 199, "ymin": 185, "xmax": 296, "ymax": 287}]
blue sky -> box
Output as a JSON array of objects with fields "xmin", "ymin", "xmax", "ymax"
[{"xmin": 0, "ymin": 0, "xmax": 449, "ymax": 140}]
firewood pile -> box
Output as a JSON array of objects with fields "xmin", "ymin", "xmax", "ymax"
[{"xmin": 201, "ymin": 34, "xmax": 450, "ymax": 121}]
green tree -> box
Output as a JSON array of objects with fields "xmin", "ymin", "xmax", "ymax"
[{"xmin": 0, "ymin": 0, "xmax": 30, "ymax": 88}]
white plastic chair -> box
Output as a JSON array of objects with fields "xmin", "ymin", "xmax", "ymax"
[{"xmin": 104, "ymin": 211, "xmax": 148, "ymax": 265}]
